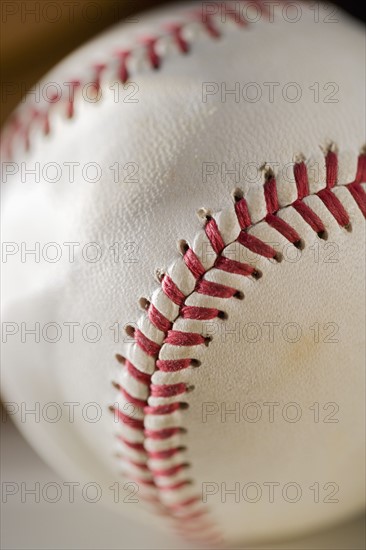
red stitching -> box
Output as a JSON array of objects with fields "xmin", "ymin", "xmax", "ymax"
[
  {"xmin": 126, "ymin": 359, "xmax": 151, "ymax": 385},
  {"xmin": 237, "ymin": 231, "xmax": 278, "ymax": 259},
  {"xmin": 140, "ymin": 37, "xmax": 160, "ymax": 69},
  {"xmin": 317, "ymin": 189, "xmax": 350, "ymax": 227},
  {"xmin": 293, "ymin": 199, "xmax": 326, "ymax": 235},
  {"xmin": 144, "ymin": 403, "xmax": 182, "ymax": 415},
  {"xmin": 144, "ymin": 427, "xmax": 185, "ymax": 440},
  {"xmin": 116, "ymin": 50, "xmax": 131, "ymax": 83},
  {"xmin": 164, "ymin": 23, "xmax": 190, "ymax": 53},
  {"xmin": 214, "ymin": 255, "xmax": 256, "ymax": 277},
  {"xmin": 294, "ymin": 161, "xmax": 310, "ymax": 199},
  {"xmin": 181, "ymin": 305, "xmax": 220, "ymax": 320},
  {"xmin": 264, "ymin": 176, "xmax": 280, "ymax": 213},
  {"xmin": 148, "ymin": 447, "xmax": 185, "ymax": 459},
  {"xmin": 183, "ymin": 248, "xmax": 206, "ymax": 279},
  {"xmin": 116, "ymin": 384, "xmax": 147, "ymax": 409},
  {"xmin": 148, "ymin": 303, "xmax": 172, "ymax": 332},
  {"xmin": 196, "ymin": 279, "xmax": 239, "ymax": 298},
  {"xmin": 117, "ymin": 436, "xmax": 145, "ymax": 452},
  {"xmin": 204, "ymin": 217, "xmax": 226, "ymax": 254},
  {"xmin": 265, "ymin": 213, "xmax": 301, "ymax": 244},
  {"xmin": 112, "ymin": 407, "xmax": 144, "ymax": 430},
  {"xmin": 151, "ymin": 382, "xmax": 187, "ymax": 397},
  {"xmin": 135, "ymin": 329, "xmax": 161, "ymax": 357},
  {"xmin": 234, "ymin": 196, "xmax": 252, "ymax": 228},
  {"xmin": 113, "ymin": 150, "xmax": 366, "ymax": 540},
  {"xmin": 165, "ymin": 331, "xmax": 206, "ymax": 347},
  {"xmin": 156, "ymin": 359, "xmax": 192, "ymax": 372},
  {"xmin": 325, "ymin": 150, "xmax": 338, "ymax": 188},
  {"xmin": 162, "ymin": 275, "xmax": 186, "ymax": 306}
]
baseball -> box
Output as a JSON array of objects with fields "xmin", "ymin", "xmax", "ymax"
[{"xmin": 1, "ymin": 1, "xmax": 365, "ymax": 546}]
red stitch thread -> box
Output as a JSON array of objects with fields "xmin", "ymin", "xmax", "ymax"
[
  {"xmin": 66, "ymin": 80, "xmax": 81, "ymax": 119},
  {"xmin": 197, "ymin": 11, "xmax": 221, "ymax": 38},
  {"xmin": 164, "ymin": 24, "xmax": 189, "ymax": 53},
  {"xmin": 264, "ymin": 176, "xmax": 279, "ymax": 214},
  {"xmin": 162, "ymin": 275, "xmax": 186, "ymax": 306},
  {"xmin": 135, "ymin": 329, "xmax": 161, "ymax": 357},
  {"xmin": 112, "ymin": 407, "xmax": 144, "ymax": 429},
  {"xmin": 205, "ymin": 217, "xmax": 225, "ymax": 254},
  {"xmin": 144, "ymin": 403, "xmax": 182, "ymax": 415},
  {"xmin": 141, "ymin": 37, "xmax": 160, "ymax": 69},
  {"xmin": 148, "ymin": 447, "xmax": 185, "ymax": 459},
  {"xmin": 127, "ymin": 458, "xmax": 149, "ymax": 470},
  {"xmin": 117, "ymin": 385, "xmax": 147, "ymax": 409},
  {"xmin": 294, "ymin": 161, "xmax": 309, "ymax": 199},
  {"xmin": 196, "ymin": 279, "xmax": 239, "ymax": 298},
  {"xmin": 165, "ymin": 331, "xmax": 206, "ymax": 347},
  {"xmin": 156, "ymin": 359, "xmax": 192, "ymax": 372},
  {"xmin": 325, "ymin": 150, "xmax": 338, "ymax": 188},
  {"xmin": 317, "ymin": 189, "xmax": 350, "ymax": 227},
  {"xmin": 265, "ymin": 213, "xmax": 301, "ymax": 244},
  {"xmin": 92, "ymin": 64, "xmax": 105, "ymax": 92},
  {"xmin": 348, "ymin": 183, "xmax": 366, "ymax": 216},
  {"xmin": 237, "ymin": 231, "xmax": 278, "ymax": 259},
  {"xmin": 215, "ymin": 255, "xmax": 255, "ymax": 277},
  {"xmin": 151, "ymin": 382, "xmax": 187, "ymax": 397},
  {"xmin": 234, "ymin": 197, "xmax": 252, "ymax": 229},
  {"xmin": 116, "ymin": 50, "xmax": 131, "ymax": 83},
  {"xmin": 117, "ymin": 436, "xmax": 145, "ymax": 452},
  {"xmin": 144, "ymin": 427, "xmax": 185, "ymax": 440},
  {"xmin": 151, "ymin": 464, "xmax": 189, "ymax": 477},
  {"xmin": 126, "ymin": 360, "xmax": 151, "ymax": 385},
  {"xmin": 148, "ymin": 304, "xmax": 172, "ymax": 333},
  {"xmin": 183, "ymin": 248, "xmax": 206, "ymax": 279},
  {"xmin": 293, "ymin": 200, "xmax": 326, "ymax": 235},
  {"xmin": 354, "ymin": 153, "xmax": 366, "ymax": 183},
  {"xmin": 181, "ymin": 305, "xmax": 220, "ymax": 320}
]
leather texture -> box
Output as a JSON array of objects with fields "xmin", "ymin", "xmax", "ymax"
[{"xmin": 1, "ymin": 2, "xmax": 365, "ymax": 544}]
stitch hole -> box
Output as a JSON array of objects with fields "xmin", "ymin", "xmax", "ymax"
[
  {"xmin": 190, "ymin": 359, "xmax": 201, "ymax": 368},
  {"xmin": 217, "ymin": 310, "xmax": 228, "ymax": 320},
  {"xmin": 111, "ymin": 381, "xmax": 120, "ymax": 390},
  {"xmin": 204, "ymin": 336, "xmax": 212, "ymax": 346},
  {"xmin": 197, "ymin": 207, "xmax": 212, "ymax": 222},
  {"xmin": 115, "ymin": 354, "xmax": 126, "ymax": 365},
  {"xmin": 294, "ymin": 239, "xmax": 305, "ymax": 250},
  {"xmin": 139, "ymin": 297, "xmax": 150, "ymax": 310},
  {"xmin": 317, "ymin": 230, "xmax": 328, "ymax": 240},
  {"xmin": 252, "ymin": 269, "xmax": 262, "ymax": 280},
  {"xmin": 125, "ymin": 325, "xmax": 135, "ymax": 338},
  {"xmin": 179, "ymin": 402, "xmax": 190, "ymax": 410},
  {"xmin": 232, "ymin": 187, "xmax": 244, "ymax": 202},
  {"xmin": 345, "ymin": 222, "xmax": 352, "ymax": 232},
  {"xmin": 186, "ymin": 384, "xmax": 195, "ymax": 392},
  {"xmin": 274, "ymin": 252, "xmax": 283, "ymax": 263},
  {"xmin": 234, "ymin": 290, "xmax": 244, "ymax": 300},
  {"xmin": 178, "ymin": 239, "xmax": 189, "ymax": 255},
  {"xmin": 155, "ymin": 268, "xmax": 165, "ymax": 283}
]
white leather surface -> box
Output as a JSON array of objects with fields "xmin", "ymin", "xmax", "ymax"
[{"xmin": 1, "ymin": 2, "xmax": 365, "ymax": 545}]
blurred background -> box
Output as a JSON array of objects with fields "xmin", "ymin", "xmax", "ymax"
[{"xmin": 1, "ymin": 1, "xmax": 365, "ymax": 548}]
